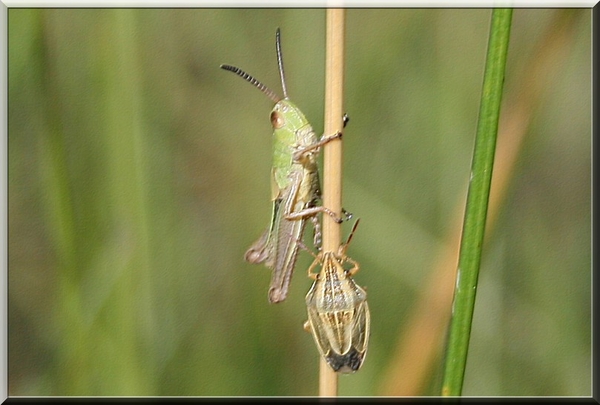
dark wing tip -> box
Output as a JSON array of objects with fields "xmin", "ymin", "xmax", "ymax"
[{"xmin": 326, "ymin": 348, "xmax": 365, "ymax": 374}]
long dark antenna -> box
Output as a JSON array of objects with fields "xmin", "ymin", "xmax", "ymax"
[
  {"xmin": 345, "ymin": 218, "xmax": 361, "ymax": 247},
  {"xmin": 275, "ymin": 28, "xmax": 288, "ymax": 100},
  {"xmin": 220, "ymin": 64, "xmax": 281, "ymax": 103}
]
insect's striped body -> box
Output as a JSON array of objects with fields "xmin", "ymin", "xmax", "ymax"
[{"xmin": 305, "ymin": 222, "xmax": 370, "ymax": 373}]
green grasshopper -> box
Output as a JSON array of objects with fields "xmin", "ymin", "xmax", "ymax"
[
  {"xmin": 221, "ymin": 29, "xmax": 349, "ymax": 304},
  {"xmin": 304, "ymin": 219, "xmax": 370, "ymax": 373}
]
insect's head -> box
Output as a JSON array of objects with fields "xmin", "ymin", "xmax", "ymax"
[{"xmin": 270, "ymin": 99, "xmax": 309, "ymax": 133}]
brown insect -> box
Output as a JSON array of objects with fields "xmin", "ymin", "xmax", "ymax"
[{"xmin": 304, "ymin": 219, "xmax": 370, "ymax": 373}]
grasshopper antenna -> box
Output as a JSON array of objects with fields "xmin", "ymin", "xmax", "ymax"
[
  {"xmin": 220, "ymin": 64, "xmax": 281, "ymax": 103},
  {"xmin": 275, "ymin": 28, "xmax": 289, "ymax": 100}
]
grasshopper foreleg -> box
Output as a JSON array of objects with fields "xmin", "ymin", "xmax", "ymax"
[{"xmin": 292, "ymin": 131, "xmax": 342, "ymax": 162}]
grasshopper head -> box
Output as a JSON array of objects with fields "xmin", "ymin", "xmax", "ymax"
[{"xmin": 271, "ymin": 99, "xmax": 311, "ymax": 133}]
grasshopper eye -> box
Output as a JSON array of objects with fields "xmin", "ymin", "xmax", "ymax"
[{"xmin": 270, "ymin": 111, "xmax": 285, "ymax": 129}]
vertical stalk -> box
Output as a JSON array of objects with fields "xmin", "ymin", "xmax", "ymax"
[
  {"xmin": 441, "ymin": 8, "xmax": 513, "ymax": 396},
  {"xmin": 380, "ymin": 9, "xmax": 577, "ymax": 396},
  {"xmin": 320, "ymin": 8, "xmax": 346, "ymax": 397}
]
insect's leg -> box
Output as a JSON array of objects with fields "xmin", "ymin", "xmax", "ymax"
[
  {"xmin": 293, "ymin": 112, "xmax": 348, "ymax": 162},
  {"xmin": 282, "ymin": 172, "xmax": 346, "ymax": 224},
  {"xmin": 293, "ymin": 131, "xmax": 342, "ymax": 162},
  {"xmin": 292, "ymin": 231, "xmax": 317, "ymax": 259},
  {"xmin": 286, "ymin": 205, "xmax": 345, "ymax": 224},
  {"xmin": 280, "ymin": 170, "xmax": 305, "ymax": 218},
  {"xmin": 295, "ymin": 113, "xmax": 348, "ymax": 161},
  {"xmin": 345, "ymin": 257, "xmax": 360, "ymax": 277},
  {"xmin": 310, "ymin": 215, "xmax": 322, "ymax": 250},
  {"xmin": 341, "ymin": 207, "xmax": 353, "ymax": 221},
  {"xmin": 287, "ymin": 226, "xmax": 319, "ymax": 279},
  {"xmin": 306, "ymin": 256, "xmax": 320, "ymax": 280},
  {"xmin": 317, "ymin": 131, "xmax": 343, "ymax": 145}
]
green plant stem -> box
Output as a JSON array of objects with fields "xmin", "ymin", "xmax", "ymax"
[{"xmin": 441, "ymin": 8, "xmax": 513, "ymax": 397}]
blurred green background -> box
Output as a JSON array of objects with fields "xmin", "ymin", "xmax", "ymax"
[{"xmin": 8, "ymin": 8, "xmax": 590, "ymax": 396}]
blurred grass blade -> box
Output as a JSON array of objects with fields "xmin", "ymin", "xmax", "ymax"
[{"xmin": 441, "ymin": 8, "xmax": 513, "ymax": 396}]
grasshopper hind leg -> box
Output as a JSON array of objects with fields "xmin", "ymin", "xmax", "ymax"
[{"xmin": 309, "ymin": 209, "xmax": 351, "ymax": 250}]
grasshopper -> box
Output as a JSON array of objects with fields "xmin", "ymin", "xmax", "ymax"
[
  {"xmin": 304, "ymin": 219, "xmax": 370, "ymax": 373},
  {"xmin": 221, "ymin": 29, "xmax": 349, "ymax": 304}
]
